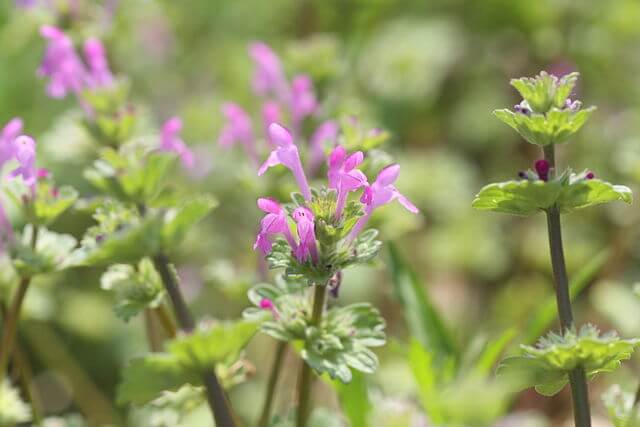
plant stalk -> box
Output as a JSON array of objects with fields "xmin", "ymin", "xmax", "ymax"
[
  {"xmin": 152, "ymin": 253, "xmax": 238, "ymax": 427},
  {"xmin": 0, "ymin": 277, "xmax": 32, "ymax": 381},
  {"xmin": 543, "ymin": 145, "xmax": 591, "ymax": 427},
  {"xmin": 258, "ymin": 341, "xmax": 287, "ymax": 427},
  {"xmin": 296, "ymin": 284, "xmax": 327, "ymax": 427}
]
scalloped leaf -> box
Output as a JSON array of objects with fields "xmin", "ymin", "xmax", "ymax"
[
  {"xmin": 100, "ymin": 258, "xmax": 165, "ymax": 321},
  {"xmin": 33, "ymin": 183, "xmax": 78, "ymax": 226},
  {"xmin": 498, "ymin": 325, "xmax": 639, "ymax": 396},
  {"xmin": 493, "ymin": 107, "xmax": 595, "ymax": 146},
  {"xmin": 161, "ymin": 195, "xmax": 217, "ymax": 248},
  {"xmin": 473, "ymin": 175, "xmax": 632, "ymax": 216},
  {"xmin": 10, "ymin": 225, "xmax": 77, "ymax": 276}
]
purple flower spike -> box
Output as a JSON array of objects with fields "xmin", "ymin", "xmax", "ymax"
[
  {"xmin": 327, "ymin": 145, "xmax": 368, "ymax": 219},
  {"xmin": 259, "ymin": 123, "xmax": 312, "ymax": 201},
  {"xmin": 0, "ymin": 118, "xmax": 23, "ymax": 167},
  {"xmin": 262, "ymin": 101, "xmax": 281, "ymax": 143},
  {"xmin": 83, "ymin": 38, "xmax": 114, "ymax": 88},
  {"xmin": 292, "ymin": 207, "xmax": 319, "ymax": 264},
  {"xmin": 9, "ymin": 135, "xmax": 37, "ymax": 190},
  {"xmin": 218, "ymin": 103, "xmax": 258, "ymax": 165},
  {"xmin": 348, "ymin": 164, "xmax": 418, "ymax": 241},
  {"xmin": 39, "ymin": 25, "xmax": 88, "ymax": 99},
  {"xmin": 309, "ymin": 120, "xmax": 338, "ymax": 173},
  {"xmin": 160, "ymin": 117, "xmax": 194, "ymax": 169},
  {"xmin": 253, "ymin": 197, "xmax": 297, "ymax": 255},
  {"xmin": 248, "ymin": 42, "xmax": 289, "ymax": 103},
  {"xmin": 534, "ymin": 159, "xmax": 550, "ymax": 181},
  {"xmin": 290, "ymin": 75, "xmax": 317, "ymax": 133}
]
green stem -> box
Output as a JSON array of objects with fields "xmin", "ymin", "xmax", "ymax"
[
  {"xmin": 152, "ymin": 253, "xmax": 239, "ymax": 427},
  {"xmin": 0, "ymin": 277, "xmax": 32, "ymax": 382},
  {"xmin": 296, "ymin": 284, "xmax": 327, "ymax": 427},
  {"xmin": 543, "ymin": 145, "xmax": 591, "ymax": 427},
  {"xmin": 258, "ymin": 341, "xmax": 287, "ymax": 427}
]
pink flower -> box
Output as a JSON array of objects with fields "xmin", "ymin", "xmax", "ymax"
[
  {"xmin": 248, "ymin": 42, "xmax": 289, "ymax": 103},
  {"xmin": 218, "ymin": 103, "xmax": 258, "ymax": 165},
  {"xmin": 349, "ymin": 164, "xmax": 418, "ymax": 240},
  {"xmin": 38, "ymin": 25, "xmax": 88, "ymax": 99},
  {"xmin": 160, "ymin": 117, "xmax": 194, "ymax": 169},
  {"xmin": 290, "ymin": 75, "xmax": 317, "ymax": 133},
  {"xmin": 308, "ymin": 120, "xmax": 338, "ymax": 172},
  {"xmin": 327, "ymin": 146, "xmax": 368, "ymax": 219},
  {"xmin": 261, "ymin": 101, "xmax": 281, "ymax": 143},
  {"xmin": 0, "ymin": 118, "xmax": 23, "ymax": 167},
  {"xmin": 83, "ymin": 38, "xmax": 114, "ymax": 88},
  {"xmin": 292, "ymin": 207, "xmax": 318, "ymax": 264},
  {"xmin": 259, "ymin": 123, "xmax": 312, "ymax": 200},
  {"xmin": 253, "ymin": 197, "xmax": 297, "ymax": 255},
  {"xmin": 9, "ymin": 135, "xmax": 37, "ymax": 189}
]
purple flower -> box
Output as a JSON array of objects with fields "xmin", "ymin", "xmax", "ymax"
[
  {"xmin": 218, "ymin": 103, "xmax": 258, "ymax": 165},
  {"xmin": 308, "ymin": 120, "xmax": 338, "ymax": 172},
  {"xmin": 9, "ymin": 135, "xmax": 37, "ymax": 190},
  {"xmin": 327, "ymin": 146, "xmax": 368, "ymax": 219},
  {"xmin": 259, "ymin": 123, "xmax": 312, "ymax": 200},
  {"xmin": 0, "ymin": 118, "xmax": 23, "ymax": 167},
  {"xmin": 160, "ymin": 117, "xmax": 194, "ymax": 169},
  {"xmin": 535, "ymin": 159, "xmax": 550, "ymax": 181},
  {"xmin": 290, "ymin": 75, "xmax": 317, "ymax": 133},
  {"xmin": 261, "ymin": 101, "xmax": 281, "ymax": 143},
  {"xmin": 38, "ymin": 25, "xmax": 88, "ymax": 99},
  {"xmin": 248, "ymin": 42, "xmax": 289, "ymax": 103},
  {"xmin": 83, "ymin": 38, "xmax": 114, "ymax": 88},
  {"xmin": 349, "ymin": 164, "xmax": 418, "ymax": 240},
  {"xmin": 292, "ymin": 207, "xmax": 318, "ymax": 264},
  {"xmin": 253, "ymin": 197, "xmax": 297, "ymax": 255}
]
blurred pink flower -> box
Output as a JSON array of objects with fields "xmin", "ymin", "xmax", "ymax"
[
  {"xmin": 160, "ymin": 117, "xmax": 194, "ymax": 169},
  {"xmin": 327, "ymin": 146, "xmax": 368, "ymax": 219},
  {"xmin": 218, "ymin": 103, "xmax": 258, "ymax": 166},
  {"xmin": 38, "ymin": 25, "xmax": 87, "ymax": 99}
]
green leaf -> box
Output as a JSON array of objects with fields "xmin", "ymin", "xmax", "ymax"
[
  {"xmin": 472, "ymin": 178, "xmax": 563, "ymax": 215},
  {"xmin": 499, "ymin": 325, "xmax": 639, "ymax": 396},
  {"xmin": 101, "ymin": 258, "xmax": 165, "ymax": 321},
  {"xmin": 387, "ymin": 242, "xmax": 457, "ymax": 360},
  {"xmin": 510, "ymin": 71, "xmax": 579, "ymax": 113},
  {"xmin": 32, "ymin": 183, "xmax": 78, "ymax": 226},
  {"xmin": 523, "ymin": 250, "xmax": 610, "ymax": 344},
  {"xmin": 0, "ymin": 380, "xmax": 32, "ymax": 426},
  {"xmin": 473, "ymin": 328, "xmax": 517, "ymax": 376},
  {"xmin": 493, "ymin": 107, "xmax": 595, "ymax": 146},
  {"xmin": 10, "ymin": 225, "xmax": 77, "ymax": 276},
  {"xmin": 558, "ymin": 179, "xmax": 632, "ymax": 212},
  {"xmin": 161, "ymin": 195, "xmax": 217, "ymax": 248},
  {"xmin": 473, "ymin": 173, "xmax": 632, "ymax": 216},
  {"xmin": 117, "ymin": 354, "xmax": 201, "ymax": 405},
  {"xmin": 169, "ymin": 321, "xmax": 258, "ymax": 371},
  {"xmin": 334, "ymin": 373, "xmax": 371, "ymax": 427}
]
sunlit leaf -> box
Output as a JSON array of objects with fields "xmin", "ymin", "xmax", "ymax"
[{"xmin": 161, "ymin": 195, "xmax": 217, "ymax": 248}]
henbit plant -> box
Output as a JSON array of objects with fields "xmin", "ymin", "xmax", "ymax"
[
  {"xmin": 34, "ymin": 26, "xmax": 246, "ymax": 426},
  {"xmin": 473, "ymin": 71, "xmax": 637, "ymax": 427},
  {"xmin": 246, "ymin": 122, "xmax": 417, "ymax": 427}
]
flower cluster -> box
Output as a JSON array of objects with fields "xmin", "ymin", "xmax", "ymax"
[
  {"xmin": 219, "ymin": 42, "xmax": 337, "ymax": 172},
  {"xmin": 159, "ymin": 117, "xmax": 194, "ymax": 169},
  {"xmin": 253, "ymin": 123, "xmax": 417, "ymax": 282},
  {"xmin": 39, "ymin": 25, "xmax": 114, "ymax": 101}
]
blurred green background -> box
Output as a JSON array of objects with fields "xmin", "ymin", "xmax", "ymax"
[{"xmin": 2, "ymin": 0, "xmax": 640, "ymax": 426}]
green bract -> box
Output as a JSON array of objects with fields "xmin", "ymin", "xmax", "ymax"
[
  {"xmin": 0, "ymin": 380, "xmax": 31, "ymax": 427},
  {"xmin": 509, "ymin": 71, "xmax": 578, "ymax": 114},
  {"xmin": 2, "ymin": 177, "xmax": 78, "ymax": 226},
  {"xmin": 244, "ymin": 280, "xmax": 386, "ymax": 383},
  {"xmin": 472, "ymin": 171, "xmax": 632, "ymax": 216},
  {"xmin": 498, "ymin": 325, "xmax": 639, "ymax": 396},
  {"xmin": 118, "ymin": 320, "xmax": 257, "ymax": 405},
  {"xmin": 82, "ymin": 78, "xmax": 136, "ymax": 146},
  {"xmin": 84, "ymin": 144, "xmax": 176, "ymax": 204},
  {"xmin": 100, "ymin": 258, "xmax": 165, "ymax": 321},
  {"xmin": 493, "ymin": 107, "xmax": 595, "ymax": 146},
  {"xmin": 10, "ymin": 225, "xmax": 77, "ymax": 276}
]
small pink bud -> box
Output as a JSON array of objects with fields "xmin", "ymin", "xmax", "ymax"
[
  {"xmin": 534, "ymin": 159, "xmax": 550, "ymax": 181},
  {"xmin": 259, "ymin": 298, "xmax": 274, "ymax": 310},
  {"xmin": 585, "ymin": 170, "xmax": 595, "ymax": 180}
]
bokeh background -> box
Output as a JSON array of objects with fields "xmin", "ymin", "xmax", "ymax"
[{"xmin": 2, "ymin": 0, "xmax": 640, "ymax": 426}]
